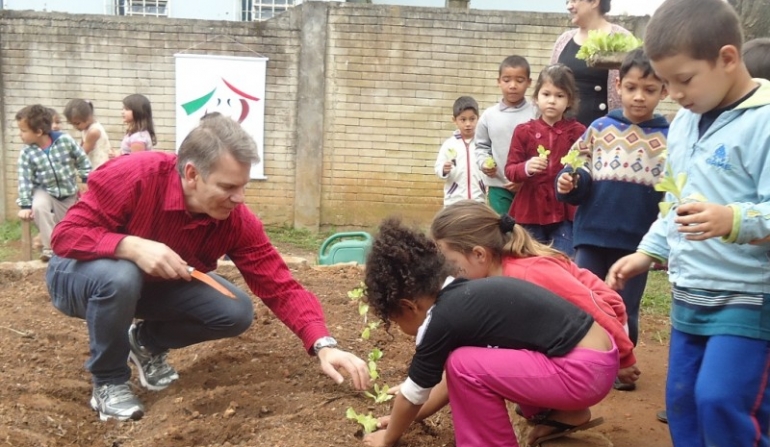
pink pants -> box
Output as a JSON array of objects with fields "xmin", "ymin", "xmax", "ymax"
[{"xmin": 445, "ymin": 342, "xmax": 618, "ymax": 447}]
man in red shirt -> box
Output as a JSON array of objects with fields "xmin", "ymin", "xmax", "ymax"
[{"xmin": 46, "ymin": 116, "xmax": 370, "ymax": 421}]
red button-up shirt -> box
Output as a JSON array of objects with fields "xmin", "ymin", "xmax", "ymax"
[{"xmin": 51, "ymin": 151, "xmax": 329, "ymax": 353}]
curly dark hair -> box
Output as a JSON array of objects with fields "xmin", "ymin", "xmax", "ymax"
[{"xmin": 364, "ymin": 217, "xmax": 450, "ymax": 330}]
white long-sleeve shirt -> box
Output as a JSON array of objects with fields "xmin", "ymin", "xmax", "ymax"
[{"xmin": 435, "ymin": 130, "xmax": 486, "ymax": 206}]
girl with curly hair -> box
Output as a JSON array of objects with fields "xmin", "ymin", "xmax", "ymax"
[{"xmin": 362, "ymin": 217, "xmax": 618, "ymax": 447}]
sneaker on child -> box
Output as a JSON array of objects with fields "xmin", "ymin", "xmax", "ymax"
[
  {"xmin": 40, "ymin": 249, "xmax": 53, "ymax": 262},
  {"xmin": 128, "ymin": 322, "xmax": 179, "ymax": 391}
]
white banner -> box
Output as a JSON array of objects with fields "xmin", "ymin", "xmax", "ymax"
[{"xmin": 174, "ymin": 54, "xmax": 268, "ymax": 179}]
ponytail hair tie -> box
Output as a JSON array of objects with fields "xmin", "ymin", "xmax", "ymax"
[{"xmin": 499, "ymin": 214, "xmax": 516, "ymax": 233}]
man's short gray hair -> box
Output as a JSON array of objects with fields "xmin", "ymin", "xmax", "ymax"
[{"xmin": 176, "ymin": 115, "xmax": 260, "ymax": 179}]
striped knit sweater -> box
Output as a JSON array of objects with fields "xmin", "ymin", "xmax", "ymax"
[{"xmin": 556, "ymin": 110, "xmax": 669, "ymax": 251}]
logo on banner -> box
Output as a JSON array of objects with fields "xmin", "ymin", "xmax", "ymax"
[{"xmin": 180, "ymin": 78, "xmax": 261, "ymax": 123}]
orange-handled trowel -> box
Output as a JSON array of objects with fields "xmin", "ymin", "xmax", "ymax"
[{"xmin": 187, "ymin": 267, "xmax": 237, "ymax": 299}]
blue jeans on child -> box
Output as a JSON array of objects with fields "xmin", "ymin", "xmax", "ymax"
[
  {"xmin": 521, "ymin": 221, "xmax": 574, "ymax": 258},
  {"xmin": 667, "ymin": 328, "xmax": 770, "ymax": 447},
  {"xmin": 575, "ymin": 246, "xmax": 647, "ymax": 345},
  {"xmin": 45, "ymin": 256, "xmax": 254, "ymax": 386}
]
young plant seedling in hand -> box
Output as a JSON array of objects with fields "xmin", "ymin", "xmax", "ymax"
[
  {"xmin": 560, "ymin": 150, "xmax": 584, "ymax": 189},
  {"xmin": 446, "ymin": 148, "xmax": 457, "ymax": 167},
  {"xmin": 654, "ymin": 165, "xmax": 707, "ymax": 217},
  {"xmin": 537, "ymin": 145, "xmax": 551, "ymax": 159}
]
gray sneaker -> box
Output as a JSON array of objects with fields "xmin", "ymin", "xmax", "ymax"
[
  {"xmin": 128, "ymin": 323, "xmax": 179, "ymax": 391},
  {"xmin": 39, "ymin": 249, "xmax": 53, "ymax": 262},
  {"xmin": 90, "ymin": 382, "xmax": 144, "ymax": 421}
]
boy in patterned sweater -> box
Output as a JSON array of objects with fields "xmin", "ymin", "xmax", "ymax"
[
  {"xmin": 556, "ymin": 49, "xmax": 668, "ymax": 391},
  {"xmin": 16, "ymin": 104, "xmax": 91, "ymax": 261}
]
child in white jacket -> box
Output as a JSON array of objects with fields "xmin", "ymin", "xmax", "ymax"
[{"xmin": 435, "ymin": 96, "xmax": 486, "ymax": 207}]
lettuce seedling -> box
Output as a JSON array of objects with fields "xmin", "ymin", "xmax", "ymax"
[
  {"xmin": 346, "ymin": 407, "xmax": 379, "ymax": 434},
  {"xmin": 368, "ymin": 348, "xmax": 383, "ymax": 381},
  {"xmin": 361, "ymin": 321, "xmax": 380, "ymax": 340},
  {"xmin": 446, "ymin": 147, "xmax": 457, "ymax": 166},
  {"xmin": 560, "ymin": 150, "xmax": 585, "ymax": 188},
  {"xmin": 483, "ymin": 156, "xmax": 496, "ymax": 169},
  {"xmin": 537, "ymin": 145, "xmax": 551, "ymax": 159},
  {"xmin": 654, "ymin": 165, "xmax": 707, "ymax": 217},
  {"xmin": 364, "ymin": 383, "xmax": 394, "ymax": 404}
]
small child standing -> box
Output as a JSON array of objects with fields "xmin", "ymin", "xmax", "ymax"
[
  {"xmin": 120, "ymin": 94, "xmax": 156, "ymax": 154},
  {"xmin": 556, "ymin": 48, "xmax": 669, "ymax": 370},
  {"xmin": 15, "ymin": 105, "xmax": 91, "ymax": 261},
  {"xmin": 47, "ymin": 108, "xmax": 63, "ymax": 131},
  {"xmin": 505, "ymin": 64, "xmax": 586, "ymax": 256},
  {"xmin": 743, "ymin": 37, "xmax": 770, "ymax": 81},
  {"xmin": 434, "ymin": 96, "xmax": 486, "ymax": 207},
  {"xmin": 64, "ymin": 99, "xmax": 114, "ymax": 169},
  {"xmin": 608, "ymin": 0, "xmax": 770, "ymax": 444},
  {"xmin": 362, "ymin": 217, "xmax": 617, "ymax": 447},
  {"xmin": 474, "ymin": 55, "xmax": 537, "ymax": 215}
]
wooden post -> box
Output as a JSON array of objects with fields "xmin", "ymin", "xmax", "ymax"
[{"xmin": 20, "ymin": 220, "xmax": 32, "ymax": 261}]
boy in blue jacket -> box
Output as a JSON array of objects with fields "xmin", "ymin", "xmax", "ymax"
[
  {"xmin": 608, "ymin": 0, "xmax": 770, "ymax": 445},
  {"xmin": 16, "ymin": 104, "xmax": 91, "ymax": 261}
]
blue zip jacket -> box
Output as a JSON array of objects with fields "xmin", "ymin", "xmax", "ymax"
[{"xmin": 638, "ymin": 79, "xmax": 770, "ymax": 340}]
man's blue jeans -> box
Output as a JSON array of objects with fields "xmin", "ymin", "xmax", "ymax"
[{"xmin": 46, "ymin": 256, "xmax": 254, "ymax": 386}]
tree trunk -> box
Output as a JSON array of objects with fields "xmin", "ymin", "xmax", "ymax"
[{"xmin": 728, "ymin": 0, "xmax": 770, "ymax": 41}]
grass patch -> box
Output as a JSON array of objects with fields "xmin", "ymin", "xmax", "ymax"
[
  {"xmin": 641, "ymin": 269, "xmax": 672, "ymax": 344},
  {"xmin": 641, "ymin": 270, "xmax": 671, "ymax": 316},
  {"xmin": 0, "ymin": 219, "xmax": 23, "ymax": 242},
  {"xmin": 264, "ymin": 225, "xmax": 334, "ymax": 253}
]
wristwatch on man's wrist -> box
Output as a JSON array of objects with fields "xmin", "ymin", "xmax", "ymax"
[{"xmin": 313, "ymin": 336, "xmax": 338, "ymax": 355}]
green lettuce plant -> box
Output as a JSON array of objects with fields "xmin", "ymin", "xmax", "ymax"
[
  {"xmin": 346, "ymin": 407, "xmax": 379, "ymax": 434},
  {"xmin": 654, "ymin": 165, "xmax": 707, "ymax": 216},
  {"xmin": 367, "ymin": 348, "xmax": 383, "ymax": 381},
  {"xmin": 364, "ymin": 383, "xmax": 394, "ymax": 404},
  {"xmin": 560, "ymin": 150, "xmax": 585, "ymax": 188},
  {"xmin": 575, "ymin": 30, "xmax": 643, "ymax": 61}
]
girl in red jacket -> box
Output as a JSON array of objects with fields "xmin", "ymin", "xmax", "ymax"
[{"xmin": 505, "ymin": 64, "xmax": 585, "ymax": 257}]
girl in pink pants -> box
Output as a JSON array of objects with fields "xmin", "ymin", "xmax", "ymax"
[{"xmin": 361, "ymin": 217, "xmax": 618, "ymax": 447}]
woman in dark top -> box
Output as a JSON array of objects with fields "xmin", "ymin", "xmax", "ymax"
[
  {"xmin": 551, "ymin": 0, "xmax": 631, "ymax": 126},
  {"xmin": 360, "ymin": 217, "xmax": 618, "ymax": 447}
]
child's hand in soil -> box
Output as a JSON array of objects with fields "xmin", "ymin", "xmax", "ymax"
[
  {"xmin": 317, "ymin": 347, "xmax": 370, "ymax": 390},
  {"xmin": 363, "ymin": 429, "xmax": 395, "ymax": 447},
  {"xmin": 526, "ymin": 156, "xmax": 548, "ymax": 175},
  {"xmin": 617, "ymin": 365, "xmax": 641, "ymax": 384},
  {"xmin": 557, "ymin": 172, "xmax": 576, "ymax": 194},
  {"xmin": 674, "ymin": 202, "xmax": 734, "ymax": 241}
]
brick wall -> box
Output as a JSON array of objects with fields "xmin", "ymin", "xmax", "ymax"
[
  {"xmin": 0, "ymin": 10, "xmax": 301, "ymax": 226},
  {"xmin": 0, "ymin": 4, "xmax": 669, "ymax": 230}
]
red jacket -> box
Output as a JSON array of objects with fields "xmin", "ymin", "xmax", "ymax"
[
  {"xmin": 502, "ymin": 256, "xmax": 635, "ymax": 369},
  {"xmin": 505, "ymin": 118, "xmax": 585, "ymax": 224}
]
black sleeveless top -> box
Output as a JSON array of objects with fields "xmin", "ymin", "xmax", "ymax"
[{"xmin": 558, "ymin": 38, "xmax": 610, "ymax": 127}]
